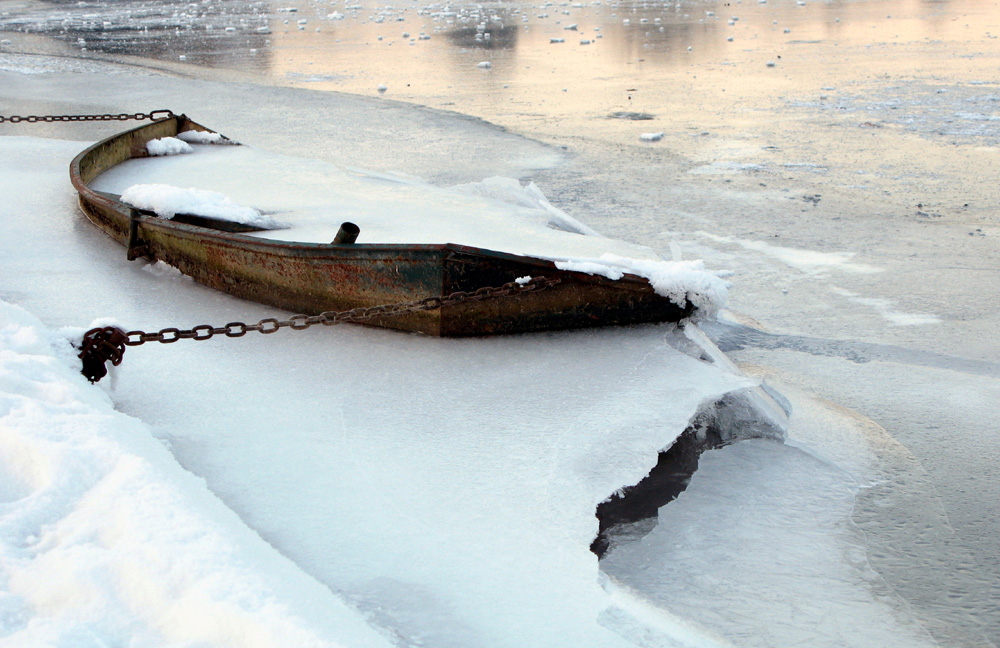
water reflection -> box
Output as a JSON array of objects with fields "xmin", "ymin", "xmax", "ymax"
[
  {"xmin": 1, "ymin": 0, "xmax": 273, "ymax": 72},
  {"xmin": 446, "ymin": 24, "xmax": 520, "ymax": 50},
  {"xmin": 3, "ymin": 0, "xmax": 996, "ymax": 84}
]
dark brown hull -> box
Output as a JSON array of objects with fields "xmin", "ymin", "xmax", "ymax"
[{"xmin": 70, "ymin": 115, "xmax": 692, "ymax": 336}]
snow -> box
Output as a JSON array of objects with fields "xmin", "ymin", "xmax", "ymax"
[
  {"xmin": 553, "ymin": 255, "xmax": 729, "ymax": 319},
  {"xmin": 176, "ymin": 129, "xmax": 224, "ymax": 144},
  {"xmin": 0, "ymin": 301, "xmax": 396, "ymax": 648},
  {"xmin": 146, "ymin": 136, "xmax": 193, "ymax": 156},
  {"xmin": 120, "ymin": 183, "xmax": 289, "ymax": 229}
]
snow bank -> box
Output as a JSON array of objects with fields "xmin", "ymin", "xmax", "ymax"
[
  {"xmin": 146, "ymin": 136, "xmax": 193, "ymax": 156},
  {"xmin": 121, "ymin": 183, "xmax": 289, "ymax": 229},
  {"xmin": 0, "ymin": 300, "xmax": 393, "ymax": 648}
]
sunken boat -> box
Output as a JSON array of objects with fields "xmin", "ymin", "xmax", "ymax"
[{"xmin": 70, "ymin": 113, "xmax": 697, "ymax": 336}]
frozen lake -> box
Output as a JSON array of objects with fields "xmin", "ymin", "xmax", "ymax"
[{"xmin": 2, "ymin": 0, "xmax": 999, "ymax": 645}]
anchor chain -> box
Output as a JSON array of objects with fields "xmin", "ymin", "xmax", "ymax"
[
  {"xmin": 78, "ymin": 276, "xmax": 561, "ymax": 382},
  {"xmin": 0, "ymin": 110, "xmax": 175, "ymax": 124}
]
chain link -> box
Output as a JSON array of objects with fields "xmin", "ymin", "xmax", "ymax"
[
  {"xmin": 121, "ymin": 276, "xmax": 561, "ymax": 347},
  {"xmin": 0, "ymin": 109, "xmax": 175, "ymax": 124}
]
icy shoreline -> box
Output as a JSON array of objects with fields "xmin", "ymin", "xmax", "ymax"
[
  {"xmin": 0, "ymin": 300, "xmax": 395, "ymax": 647},
  {"xmin": 3, "ymin": 6, "xmax": 999, "ymax": 638}
]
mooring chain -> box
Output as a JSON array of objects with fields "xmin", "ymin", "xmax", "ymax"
[
  {"xmin": 0, "ymin": 109, "xmax": 175, "ymax": 124},
  {"xmin": 77, "ymin": 276, "xmax": 561, "ymax": 382}
]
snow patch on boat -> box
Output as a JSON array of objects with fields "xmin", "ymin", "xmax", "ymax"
[
  {"xmin": 121, "ymin": 183, "xmax": 289, "ymax": 229},
  {"xmin": 553, "ymin": 254, "xmax": 729, "ymax": 319},
  {"xmin": 146, "ymin": 137, "xmax": 193, "ymax": 156},
  {"xmin": 177, "ymin": 130, "xmax": 224, "ymax": 144}
]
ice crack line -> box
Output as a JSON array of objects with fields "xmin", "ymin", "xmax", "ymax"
[{"xmin": 703, "ymin": 321, "xmax": 1000, "ymax": 379}]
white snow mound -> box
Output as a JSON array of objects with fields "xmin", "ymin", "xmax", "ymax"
[
  {"xmin": 177, "ymin": 130, "xmax": 225, "ymax": 144},
  {"xmin": 121, "ymin": 183, "xmax": 289, "ymax": 229},
  {"xmin": 146, "ymin": 137, "xmax": 193, "ymax": 156}
]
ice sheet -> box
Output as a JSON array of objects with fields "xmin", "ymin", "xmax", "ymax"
[
  {"xmin": 1, "ymin": 135, "xmax": 752, "ymax": 646},
  {"xmin": 600, "ymin": 439, "xmax": 938, "ymax": 648}
]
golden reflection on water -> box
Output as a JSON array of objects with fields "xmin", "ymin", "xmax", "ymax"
[{"xmin": 258, "ymin": 0, "xmax": 1000, "ymax": 145}]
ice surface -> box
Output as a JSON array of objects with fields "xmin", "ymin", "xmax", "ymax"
[
  {"xmin": 600, "ymin": 439, "xmax": 938, "ymax": 648},
  {"xmin": 451, "ymin": 175, "xmax": 602, "ymax": 236},
  {"xmin": 700, "ymin": 233, "xmax": 883, "ymax": 275},
  {"xmin": 3, "ymin": 19, "xmax": 997, "ymax": 640},
  {"xmin": 92, "ymin": 147, "xmax": 637, "ymax": 258},
  {"xmin": 829, "ymin": 287, "xmax": 941, "ymax": 326},
  {"xmin": 0, "ymin": 135, "xmax": 756, "ymax": 646}
]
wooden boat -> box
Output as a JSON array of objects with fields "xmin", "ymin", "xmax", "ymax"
[{"xmin": 70, "ymin": 113, "xmax": 693, "ymax": 336}]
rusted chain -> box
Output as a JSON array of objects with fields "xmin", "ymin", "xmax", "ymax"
[
  {"xmin": 78, "ymin": 276, "xmax": 561, "ymax": 382},
  {"xmin": 78, "ymin": 327, "xmax": 129, "ymax": 383},
  {"xmin": 121, "ymin": 276, "xmax": 560, "ymax": 345},
  {"xmin": 0, "ymin": 110, "xmax": 175, "ymax": 124}
]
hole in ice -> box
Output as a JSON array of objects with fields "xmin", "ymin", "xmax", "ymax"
[
  {"xmin": 592, "ymin": 383, "xmax": 789, "ymax": 558},
  {"xmin": 591, "ymin": 414, "xmax": 726, "ymax": 558}
]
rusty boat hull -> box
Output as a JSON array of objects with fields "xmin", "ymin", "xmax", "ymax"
[{"xmin": 70, "ymin": 114, "xmax": 693, "ymax": 336}]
